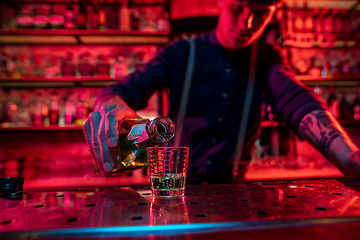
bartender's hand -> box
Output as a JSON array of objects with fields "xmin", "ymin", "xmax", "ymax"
[{"xmin": 83, "ymin": 94, "xmax": 137, "ymax": 175}]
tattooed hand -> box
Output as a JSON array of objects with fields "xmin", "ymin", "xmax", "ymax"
[{"xmin": 298, "ymin": 109, "xmax": 360, "ymax": 178}]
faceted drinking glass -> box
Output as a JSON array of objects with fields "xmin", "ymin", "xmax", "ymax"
[{"xmin": 147, "ymin": 147, "xmax": 189, "ymax": 197}]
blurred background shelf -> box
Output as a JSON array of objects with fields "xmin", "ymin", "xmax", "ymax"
[
  {"xmin": 0, "ymin": 124, "xmax": 83, "ymax": 131},
  {"xmin": 295, "ymin": 75, "xmax": 360, "ymax": 86},
  {"xmin": 0, "ymin": 30, "xmax": 170, "ymax": 45},
  {"xmin": 0, "ymin": 76, "xmax": 118, "ymax": 87}
]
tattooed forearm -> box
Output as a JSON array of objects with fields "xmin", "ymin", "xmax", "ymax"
[
  {"xmin": 298, "ymin": 109, "xmax": 359, "ymax": 177},
  {"xmin": 299, "ymin": 110, "xmax": 343, "ymax": 158}
]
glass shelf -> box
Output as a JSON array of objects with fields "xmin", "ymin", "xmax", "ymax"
[
  {"xmin": 295, "ymin": 75, "xmax": 360, "ymax": 86},
  {"xmin": 0, "ymin": 30, "xmax": 170, "ymax": 45},
  {"xmin": 283, "ymin": 32, "xmax": 360, "ymax": 49},
  {"xmin": 0, "ymin": 125, "xmax": 83, "ymax": 131},
  {"xmin": 0, "ymin": 76, "xmax": 118, "ymax": 87}
]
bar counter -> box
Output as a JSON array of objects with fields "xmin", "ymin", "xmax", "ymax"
[{"xmin": 1, "ymin": 178, "xmax": 360, "ymax": 239}]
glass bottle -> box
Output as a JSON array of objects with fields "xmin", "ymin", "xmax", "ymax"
[
  {"xmin": 15, "ymin": 4, "xmax": 34, "ymax": 29},
  {"xmin": 61, "ymin": 52, "xmax": 76, "ymax": 76},
  {"xmin": 119, "ymin": 0, "xmax": 131, "ymax": 31},
  {"xmin": 303, "ymin": 2, "xmax": 314, "ymax": 33},
  {"xmin": 34, "ymin": 4, "xmax": 50, "ymax": 29},
  {"xmin": 111, "ymin": 116, "xmax": 175, "ymax": 174},
  {"xmin": 50, "ymin": 4, "xmax": 65, "ymax": 29},
  {"xmin": 76, "ymin": 0, "xmax": 87, "ymax": 29},
  {"xmin": 49, "ymin": 92, "xmax": 59, "ymax": 125},
  {"xmin": 64, "ymin": 3, "xmax": 75, "ymax": 29},
  {"xmin": 95, "ymin": 55, "xmax": 110, "ymax": 76},
  {"xmin": 98, "ymin": 5, "xmax": 107, "ymax": 30},
  {"xmin": 111, "ymin": 52, "xmax": 128, "ymax": 78},
  {"xmin": 86, "ymin": 4, "xmax": 98, "ymax": 29},
  {"xmin": 107, "ymin": 1, "xmax": 119, "ymax": 30},
  {"xmin": 157, "ymin": 8, "xmax": 169, "ymax": 32},
  {"xmin": 78, "ymin": 52, "xmax": 94, "ymax": 76},
  {"xmin": 130, "ymin": 7, "xmax": 140, "ymax": 30}
]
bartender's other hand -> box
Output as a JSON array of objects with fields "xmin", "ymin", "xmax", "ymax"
[{"xmin": 83, "ymin": 94, "xmax": 137, "ymax": 175}]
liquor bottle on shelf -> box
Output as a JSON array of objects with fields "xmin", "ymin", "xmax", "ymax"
[
  {"xmin": 32, "ymin": 55, "xmax": 45, "ymax": 77},
  {"xmin": 50, "ymin": 4, "xmax": 65, "ymax": 29},
  {"xmin": 353, "ymin": 93, "xmax": 360, "ymax": 121},
  {"xmin": 111, "ymin": 52, "xmax": 128, "ymax": 78},
  {"xmin": 2, "ymin": 5, "xmax": 16, "ymax": 30},
  {"xmin": 307, "ymin": 57, "xmax": 322, "ymax": 77},
  {"xmin": 76, "ymin": 0, "xmax": 87, "ymax": 29},
  {"xmin": 78, "ymin": 52, "xmax": 94, "ymax": 76},
  {"xmin": 313, "ymin": 7, "xmax": 323, "ymax": 33},
  {"xmin": 61, "ymin": 52, "xmax": 76, "ymax": 76},
  {"xmin": 49, "ymin": 92, "xmax": 59, "ymax": 125},
  {"xmin": 33, "ymin": 4, "xmax": 50, "ymax": 29},
  {"xmin": 350, "ymin": 10, "xmax": 360, "ymax": 33},
  {"xmin": 33, "ymin": 93, "xmax": 43, "ymax": 126},
  {"xmin": 64, "ymin": 3, "xmax": 75, "ymax": 29},
  {"xmin": 303, "ymin": 2, "xmax": 314, "ymax": 33},
  {"xmin": 58, "ymin": 95, "xmax": 66, "ymax": 126},
  {"xmin": 65, "ymin": 93, "xmax": 75, "ymax": 125},
  {"xmin": 14, "ymin": 55, "xmax": 31, "ymax": 78},
  {"xmin": 322, "ymin": 7, "xmax": 333, "ymax": 33},
  {"xmin": 329, "ymin": 50, "xmax": 342, "ymax": 76},
  {"xmin": 130, "ymin": 6, "xmax": 140, "ymax": 30},
  {"xmin": 107, "ymin": 1, "xmax": 119, "ymax": 30},
  {"xmin": 86, "ymin": 4, "xmax": 98, "ymax": 29},
  {"xmin": 333, "ymin": 7, "xmax": 343, "ymax": 34},
  {"xmin": 44, "ymin": 56, "xmax": 61, "ymax": 77},
  {"xmin": 341, "ymin": 53, "xmax": 351, "ymax": 76},
  {"xmin": 139, "ymin": 7, "xmax": 156, "ymax": 32},
  {"xmin": 157, "ymin": 7, "xmax": 169, "ymax": 32},
  {"xmin": 339, "ymin": 92, "xmax": 352, "ymax": 120},
  {"xmin": 293, "ymin": 3, "xmax": 304, "ymax": 33},
  {"xmin": 75, "ymin": 93, "xmax": 89, "ymax": 126},
  {"xmin": 15, "ymin": 4, "xmax": 34, "ymax": 29},
  {"xmin": 0, "ymin": 52, "xmax": 7, "ymax": 77},
  {"xmin": 321, "ymin": 62, "xmax": 333, "ymax": 78},
  {"xmin": 18, "ymin": 94, "xmax": 31, "ymax": 126},
  {"xmin": 95, "ymin": 55, "xmax": 110, "ymax": 76},
  {"xmin": 98, "ymin": 5, "xmax": 107, "ymax": 30},
  {"xmin": 285, "ymin": 6, "xmax": 294, "ymax": 32},
  {"xmin": 342, "ymin": 9, "xmax": 352, "ymax": 34},
  {"xmin": 119, "ymin": 0, "xmax": 131, "ymax": 31},
  {"xmin": 42, "ymin": 96, "xmax": 50, "ymax": 127}
]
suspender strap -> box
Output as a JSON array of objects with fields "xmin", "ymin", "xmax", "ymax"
[
  {"xmin": 174, "ymin": 39, "xmax": 258, "ymax": 179},
  {"xmin": 174, "ymin": 38, "xmax": 196, "ymax": 147},
  {"xmin": 232, "ymin": 43, "xmax": 258, "ymax": 178}
]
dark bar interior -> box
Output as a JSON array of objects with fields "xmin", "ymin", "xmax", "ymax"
[{"xmin": 1, "ymin": 0, "xmax": 360, "ymax": 239}]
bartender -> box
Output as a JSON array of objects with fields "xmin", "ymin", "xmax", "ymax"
[{"xmin": 83, "ymin": 0, "xmax": 360, "ymax": 184}]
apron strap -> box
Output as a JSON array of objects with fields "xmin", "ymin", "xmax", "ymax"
[
  {"xmin": 232, "ymin": 42, "xmax": 258, "ymax": 178},
  {"xmin": 174, "ymin": 38, "xmax": 196, "ymax": 147}
]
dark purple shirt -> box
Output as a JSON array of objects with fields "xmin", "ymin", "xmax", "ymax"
[{"xmin": 98, "ymin": 30, "xmax": 327, "ymax": 183}]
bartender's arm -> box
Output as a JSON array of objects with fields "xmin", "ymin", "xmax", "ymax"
[
  {"xmin": 83, "ymin": 94, "xmax": 137, "ymax": 174},
  {"xmin": 298, "ymin": 109, "xmax": 360, "ymax": 178}
]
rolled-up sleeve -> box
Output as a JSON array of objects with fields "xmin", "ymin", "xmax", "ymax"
[
  {"xmin": 96, "ymin": 42, "xmax": 176, "ymax": 110},
  {"xmin": 266, "ymin": 63, "xmax": 328, "ymax": 136}
]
